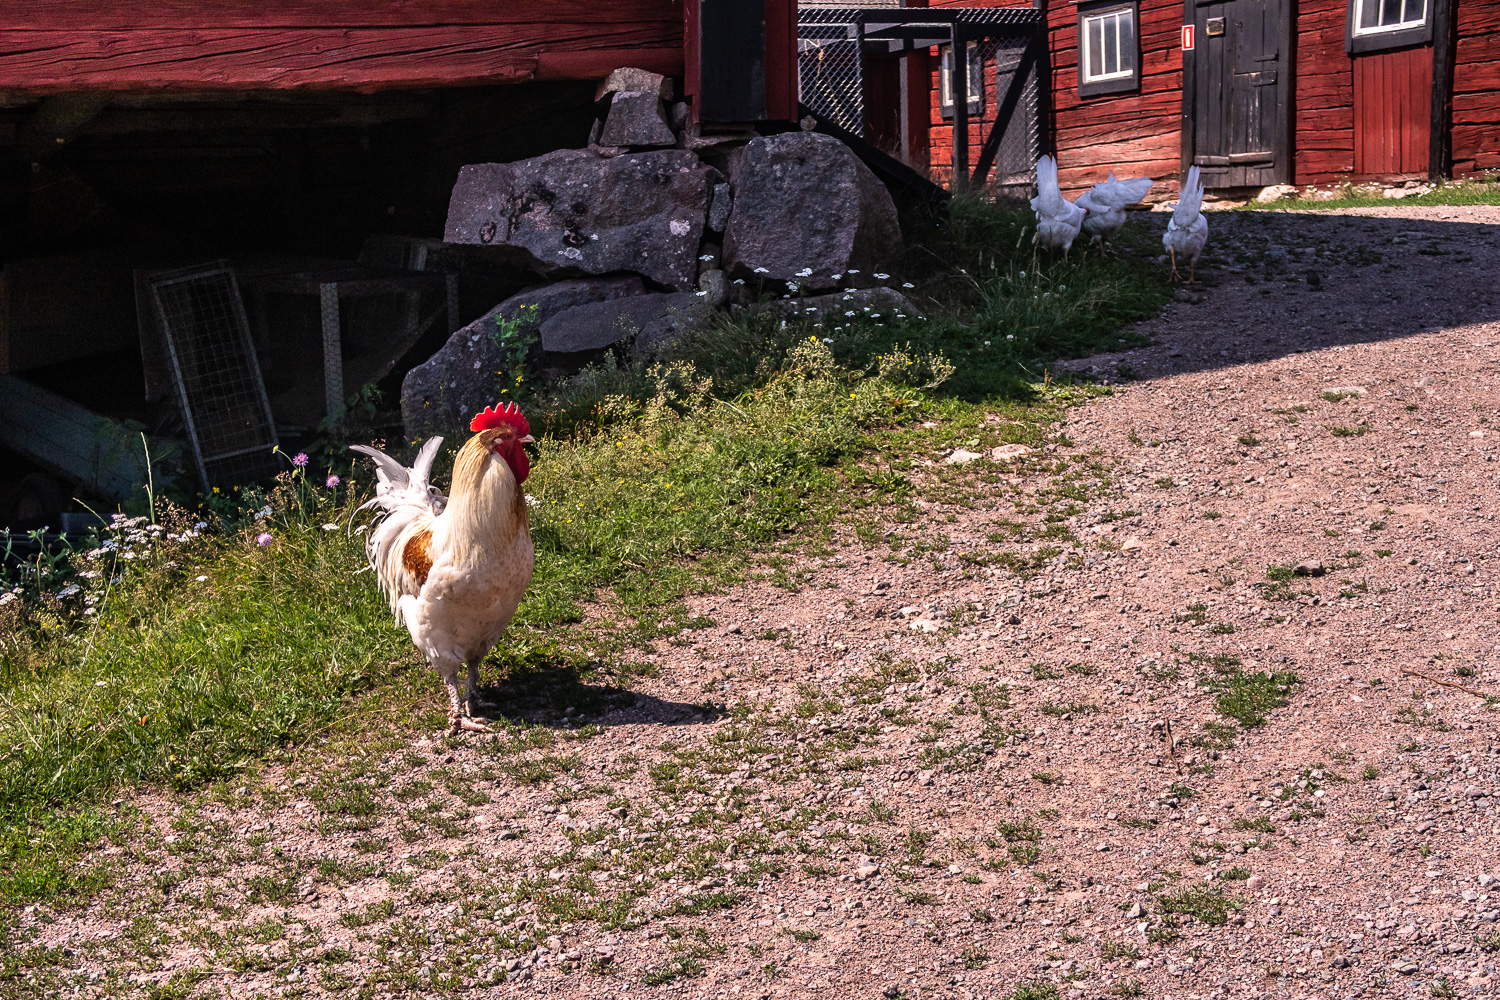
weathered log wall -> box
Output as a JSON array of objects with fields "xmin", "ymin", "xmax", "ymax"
[
  {"xmin": 0, "ymin": 1, "xmax": 685, "ymax": 93},
  {"xmin": 1452, "ymin": 0, "xmax": 1500, "ymax": 177}
]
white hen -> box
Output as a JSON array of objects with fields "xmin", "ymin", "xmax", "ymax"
[
  {"xmin": 1030, "ymin": 155, "xmax": 1087, "ymax": 256},
  {"xmin": 1077, "ymin": 172, "xmax": 1154, "ymax": 253},
  {"xmin": 1162, "ymin": 165, "xmax": 1209, "ymax": 283}
]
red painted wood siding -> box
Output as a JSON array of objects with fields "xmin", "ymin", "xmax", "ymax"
[
  {"xmin": 1043, "ymin": 0, "xmax": 1181, "ymax": 197},
  {"xmin": 1292, "ymin": 0, "xmax": 1355, "ymax": 184},
  {"xmin": 1353, "ymin": 47, "xmax": 1431, "ymax": 177},
  {"xmin": 1452, "ymin": 0, "xmax": 1500, "ymax": 177},
  {"xmin": 0, "ymin": 1, "xmax": 685, "ymax": 93}
]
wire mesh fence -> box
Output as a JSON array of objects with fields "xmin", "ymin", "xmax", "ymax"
[{"xmin": 149, "ymin": 262, "xmax": 280, "ymax": 492}]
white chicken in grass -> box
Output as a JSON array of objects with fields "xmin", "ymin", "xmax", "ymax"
[
  {"xmin": 1162, "ymin": 165, "xmax": 1209, "ymax": 283},
  {"xmin": 351, "ymin": 402, "xmax": 535, "ymax": 734},
  {"xmin": 1030, "ymin": 155, "xmax": 1088, "ymax": 256},
  {"xmin": 1076, "ymin": 172, "xmax": 1155, "ymax": 253}
]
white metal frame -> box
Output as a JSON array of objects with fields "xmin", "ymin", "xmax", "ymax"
[
  {"xmin": 1351, "ymin": 0, "xmax": 1427, "ymax": 36},
  {"xmin": 1081, "ymin": 6, "xmax": 1135, "ymax": 83}
]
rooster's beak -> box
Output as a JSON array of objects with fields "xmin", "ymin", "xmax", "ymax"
[{"xmin": 521, "ymin": 435, "xmax": 535, "ymax": 443}]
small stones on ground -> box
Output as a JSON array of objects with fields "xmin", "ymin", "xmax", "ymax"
[{"xmin": 1293, "ymin": 560, "xmax": 1324, "ymax": 577}]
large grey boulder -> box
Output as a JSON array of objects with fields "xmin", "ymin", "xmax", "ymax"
[
  {"xmin": 402, "ymin": 276, "xmax": 643, "ymax": 436},
  {"xmin": 541, "ymin": 291, "xmax": 712, "ymax": 359},
  {"xmin": 598, "ymin": 91, "xmax": 676, "ymax": 148},
  {"xmin": 444, "ymin": 149, "xmax": 715, "ymax": 291},
  {"xmin": 722, "ymin": 133, "xmax": 902, "ymax": 289}
]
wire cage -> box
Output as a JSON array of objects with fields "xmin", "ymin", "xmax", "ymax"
[
  {"xmin": 797, "ymin": 6, "xmax": 1046, "ymax": 195},
  {"xmin": 149, "ymin": 261, "xmax": 280, "ymax": 493}
]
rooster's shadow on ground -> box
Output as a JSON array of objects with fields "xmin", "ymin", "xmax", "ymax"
[{"xmin": 476, "ymin": 660, "xmax": 720, "ymax": 729}]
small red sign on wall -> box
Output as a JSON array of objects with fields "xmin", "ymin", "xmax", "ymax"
[{"xmin": 1182, "ymin": 24, "xmax": 1195, "ymax": 50}]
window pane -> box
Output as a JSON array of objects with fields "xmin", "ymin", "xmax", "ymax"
[
  {"xmin": 1381, "ymin": 0, "xmax": 1402, "ymax": 26},
  {"xmin": 1402, "ymin": 0, "xmax": 1425, "ymax": 24},
  {"xmin": 1087, "ymin": 19, "xmax": 1104, "ymax": 80},
  {"xmin": 1103, "ymin": 15, "xmax": 1119, "ymax": 76},
  {"xmin": 967, "ymin": 40, "xmax": 982, "ymax": 101},
  {"xmin": 940, "ymin": 46, "xmax": 951, "ymax": 105},
  {"xmin": 1359, "ymin": 0, "xmax": 1378, "ymax": 29}
]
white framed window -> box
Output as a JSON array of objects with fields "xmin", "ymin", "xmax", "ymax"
[
  {"xmin": 1346, "ymin": 0, "xmax": 1432, "ymax": 53},
  {"xmin": 1077, "ymin": 1, "xmax": 1138, "ymax": 97},
  {"xmin": 1353, "ymin": 0, "xmax": 1427, "ymax": 35},
  {"xmin": 938, "ymin": 40, "xmax": 984, "ymax": 118}
]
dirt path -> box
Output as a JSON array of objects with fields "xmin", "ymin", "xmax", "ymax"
[{"xmin": 20, "ymin": 206, "xmax": 1500, "ymax": 1000}]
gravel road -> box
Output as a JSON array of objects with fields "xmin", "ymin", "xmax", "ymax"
[{"xmin": 19, "ymin": 205, "xmax": 1500, "ymax": 1000}]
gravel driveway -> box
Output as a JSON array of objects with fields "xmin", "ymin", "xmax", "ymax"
[{"xmin": 18, "ymin": 205, "xmax": 1500, "ymax": 1000}]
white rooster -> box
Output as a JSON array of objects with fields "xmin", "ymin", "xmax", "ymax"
[
  {"xmin": 350, "ymin": 402, "xmax": 535, "ymax": 734},
  {"xmin": 1162, "ymin": 165, "xmax": 1209, "ymax": 283},
  {"xmin": 1030, "ymin": 155, "xmax": 1087, "ymax": 256},
  {"xmin": 1076, "ymin": 172, "xmax": 1154, "ymax": 254}
]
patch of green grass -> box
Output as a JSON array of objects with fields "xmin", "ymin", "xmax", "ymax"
[
  {"xmin": 1156, "ymin": 884, "xmax": 1242, "ymax": 925},
  {"xmin": 1198, "ymin": 669, "xmax": 1299, "ymax": 728},
  {"xmin": 1329, "ymin": 425, "xmax": 1370, "ymax": 437},
  {"xmin": 1232, "ymin": 816, "xmax": 1275, "ymax": 834},
  {"xmin": 1239, "ymin": 179, "xmax": 1500, "ymax": 213},
  {"xmin": 1005, "ymin": 981, "xmax": 1060, "ymax": 1000}
]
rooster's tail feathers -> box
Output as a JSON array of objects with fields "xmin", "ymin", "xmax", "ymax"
[
  {"xmin": 1173, "ymin": 166, "xmax": 1205, "ymax": 224},
  {"xmin": 1034, "ymin": 155, "xmax": 1061, "ymax": 207},
  {"xmin": 349, "ymin": 440, "xmax": 447, "ymax": 615}
]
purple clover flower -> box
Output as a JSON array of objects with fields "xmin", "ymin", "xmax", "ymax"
[
  {"xmin": 292, "ymin": 453, "xmax": 309, "ymax": 468},
  {"xmin": 256, "ymin": 533, "xmax": 273, "ymax": 546},
  {"xmin": 326, "ymin": 475, "xmax": 340, "ymax": 488}
]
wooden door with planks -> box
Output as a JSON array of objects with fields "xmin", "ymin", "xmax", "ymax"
[
  {"xmin": 1353, "ymin": 46, "xmax": 1431, "ymax": 177},
  {"xmin": 1185, "ymin": 0, "xmax": 1293, "ymax": 188}
]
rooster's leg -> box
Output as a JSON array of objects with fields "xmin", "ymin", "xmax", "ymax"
[
  {"xmin": 463, "ymin": 658, "xmax": 493, "ymax": 718},
  {"xmin": 443, "ymin": 668, "xmax": 492, "ymax": 734},
  {"xmin": 1168, "ymin": 249, "xmax": 1180, "ymax": 283},
  {"xmin": 1188, "ymin": 258, "xmax": 1198, "ymax": 284}
]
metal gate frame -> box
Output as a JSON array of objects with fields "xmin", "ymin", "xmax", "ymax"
[{"xmin": 798, "ymin": 6, "xmax": 1048, "ymax": 190}]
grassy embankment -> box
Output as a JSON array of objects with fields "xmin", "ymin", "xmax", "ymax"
[{"xmin": 0, "ymin": 195, "xmax": 1172, "ymax": 907}]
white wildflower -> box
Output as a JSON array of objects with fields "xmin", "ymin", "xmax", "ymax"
[
  {"xmin": 844, "ymin": 311, "xmax": 855, "ymax": 317},
  {"xmin": 526, "ymin": 496, "xmax": 539, "ymax": 507},
  {"xmin": 795, "ymin": 267, "xmax": 813, "ymax": 277},
  {"xmin": 321, "ymin": 523, "xmax": 339, "ymax": 531},
  {"xmin": 873, "ymin": 272, "xmax": 890, "ymax": 280},
  {"xmin": 831, "ymin": 274, "xmax": 842, "ymax": 281},
  {"xmin": 195, "ymin": 576, "xmax": 209, "ymax": 582},
  {"xmin": 57, "ymin": 584, "xmax": 81, "ymax": 598},
  {"xmin": 822, "ymin": 337, "xmax": 834, "ymax": 344},
  {"xmin": 902, "ymin": 282, "xmax": 915, "ymax": 289},
  {"xmin": 753, "ymin": 266, "xmax": 770, "ymax": 274}
]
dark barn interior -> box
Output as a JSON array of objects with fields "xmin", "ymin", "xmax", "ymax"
[{"xmin": 0, "ymin": 83, "xmax": 599, "ymax": 527}]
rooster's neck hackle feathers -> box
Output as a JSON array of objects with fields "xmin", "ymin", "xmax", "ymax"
[{"xmin": 445, "ymin": 432, "xmax": 527, "ymax": 566}]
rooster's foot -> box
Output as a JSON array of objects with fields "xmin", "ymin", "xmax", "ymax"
[{"xmin": 449, "ymin": 715, "xmax": 494, "ymax": 735}]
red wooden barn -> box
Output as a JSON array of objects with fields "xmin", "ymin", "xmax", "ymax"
[
  {"xmin": 0, "ymin": 1, "xmax": 803, "ymax": 524},
  {"xmin": 823, "ymin": 0, "xmax": 1498, "ymax": 195},
  {"xmin": 1041, "ymin": 0, "xmax": 1500, "ymax": 194}
]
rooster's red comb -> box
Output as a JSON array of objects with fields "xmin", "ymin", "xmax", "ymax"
[{"xmin": 470, "ymin": 401, "xmax": 530, "ymax": 436}]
